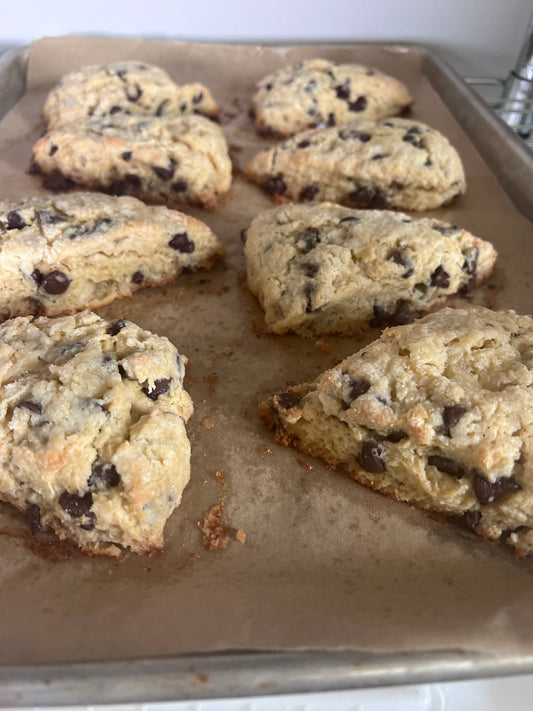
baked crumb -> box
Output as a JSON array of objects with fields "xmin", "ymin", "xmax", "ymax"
[
  {"xmin": 200, "ymin": 504, "xmax": 229, "ymax": 551},
  {"xmin": 236, "ymin": 529, "xmax": 247, "ymax": 544}
]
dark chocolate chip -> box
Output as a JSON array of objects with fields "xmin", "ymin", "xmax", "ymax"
[
  {"xmin": 264, "ymin": 82, "xmax": 273, "ymax": 91},
  {"xmin": 462, "ymin": 247, "xmax": 479, "ymax": 276},
  {"xmin": 343, "ymin": 377, "xmax": 370, "ymax": 408},
  {"xmin": 41, "ymin": 270, "xmax": 71, "ymax": 295},
  {"xmin": 121, "ymin": 151, "xmax": 132, "ymax": 161},
  {"xmin": 304, "ymin": 283, "xmax": 316, "ymax": 313},
  {"xmin": 37, "ymin": 210, "xmax": 67, "ymax": 225},
  {"xmin": 348, "ymin": 187, "xmax": 389, "ymax": 209},
  {"xmin": 302, "ymin": 262, "xmax": 319, "ymax": 277},
  {"xmin": 179, "ymin": 102, "xmax": 187, "ymax": 112},
  {"xmin": 464, "ymin": 510, "xmax": 482, "ymax": 529},
  {"xmin": 58, "ymin": 491, "xmax": 93, "ymax": 517},
  {"xmin": 88, "ymin": 462, "xmax": 121, "ymax": 489},
  {"xmin": 143, "ymin": 377, "xmax": 172, "ymax": 400},
  {"xmin": 109, "ymin": 105, "xmax": 122, "ymax": 114},
  {"xmin": 389, "ymin": 181, "xmax": 404, "ymax": 191},
  {"xmin": 49, "ymin": 144, "xmax": 58, "ymax": 156},
  {"xmin": 118, "ymin": 364, "xmax": 128, "ymax": 379},
  {"xmin": 371, "ymin": 153, "xmax": 389, "ymax": 161},
  {"xmin": 370, "ymin": 300, "xmax": 411, "ymax": 328},
  {"xmin": 433, "ymin": 224, "xmax": 459, "ymax": 237},
  {"xmin": 26, "ymin": 503, "xmax": 42, "ymax": 534},
  {"xmin": 155, "ymin": 99, "xmax": 169, "ymax": 116},
  {"xmin": 348, "ymin": 96, "xmax": 367, "ymax": 112},
  {"xmin": 442, "ymin": 405, "xmax": 468, "ymax": 437},
  {"xmin": 31, "ymin": 268, "xmax": 43, "ymax": 285},
  {"xmin": 116, "ymin": 69, "xmax": 127, "ymax": 78},
  {"xmin": 29, "ymin": 161, "xmax": 43, "ymax": 175},
  {"xmin": 384, "ymin": 429, "xmax": 408, "ymax": 442},
  {"xmin": 406, "ymin": 125, "xmax": 422, "ymax": 135},
  {"xmin": 79, "ymin": 511, "xmax": 96, "ymax": 531},
  {"xmin": 107, "ymin": 318, "xmax": 129, "ymax": 336},
  {"xmin": 327, "ymin": 112, "xmax": 336, "ymax": 127},
  {"xmin": 132, "ymin": 271, "xmax": 144, "ymax": 284},
  {"xmin": 168, "ymin": 232, "xmax": 195, "ymax": 253},
  {"xmin": 402, "ymin": 133, "xmax": 423, "ymax": 149},
  {"xmin": 357, "ymin": 439, "xmax": 386, "ymax": 473},
  {"xmin": 299, "ymin": 184, "xmax": 320, "ymax": 201},
  {"xmin": 192, "ymin": 91, "xmax": 204, "ymax": 104},
  {"xmin": 473, "ymin": 473, "xmax": 521, "ymax": 505},
  {"xmin": 152, "ymin": 159, "xmax": 176, "ymax": 181},
  {"xmin": 297, "ymin": 139, "xmax": 311, "ymax": 149},
  {"xmin": 306, "ymin": 105, "xmax": 317, "ymax": 117},
  {"xmin": 304, "ymin": 80, "xmax": 317, "ymax": 93},
  {"xmin": 171, "ymin": 179, "xmax": 188, "ymax": 192},
  {"xmin": 126, "ymin": 84, "xmax": 142, "ymax": 102},
  {"xmin": 428, "ymin": 454, "xmax": 465, "ymax": 478},
  {"xmin": 16, "ymin": 399, "xmax": 43, "ymax": 415},
  {"xmin": 265, "ymin": 174, "xmax": 287, "ymax": 196},
  {"xmin": 339, "ymin": 216, "xmax": 361, "ymax": 224},
  {"xmin": 110, "ymin": 173, "xmax": 142, "ymax": 196},
  {"xmin": 335, "ymin": 81, "xmax": 351, "ymax": 99},
  {"xmin": 430, "ymin": 265, "xmax": 450, "ymax": 288},
  {"xmin": 299, "ymin": 228, "xmax": 320, "ymax": 254},
  {"xmin": 277, "ymin": 392, "xmax": 301, "ymax": 410},
  {"xmin": 338, "ymin": 128, "xmax": 371, "ymax": 142},
  {"xmin": 240, "ymin": 229, "xmax": 248, "ymax": 244},
  {"xmin": 390, "ymin": 251, "xmax": 413, "ymax": 278},
  {"xmin": 42, "ymin": 170, "xmax": 75, "ymax": 192},
  {"xmin": 425, "ymin": 159, "xmax": 433, "ymax": 167},
  {"xmin": 5, "ymin": 211, "xmax": 26, "ymax": 230}
]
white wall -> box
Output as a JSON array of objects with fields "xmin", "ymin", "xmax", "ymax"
[{"xmin": 0, "ymin": 0, "xmax": 532, "ymax": 77}]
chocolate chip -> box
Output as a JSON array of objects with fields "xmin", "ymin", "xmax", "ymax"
[
  {"xmin": 79, "ymin": 511, "xmax": 96, "ymax": 531},
  {"xmin": 116, "ymin": 69, "xmax": 127, "ymax": 78},
  {"xmin": 428, "ymin": 455, "xmax": 465, "ymax": 478},
  {"xmin": 442, "ymin": 405, "xmax": 468, "ymax": 437},
  {"xmin": 88, "ymin": 462, "xmax": 121, "ymax": 489},
  {"xmin": 297, "ymin": 140, "xmax": 311, "ymax": 149},
  {"xmin": 143, "ymin": 378, "xmax": 172, "ymax": 400},
  {"xmin": 302, "ymin": 262, "xmax": 319, "ymax": 277},
  {"xmin": 338, "ymin": 128, "xmax": 371, "ymax": 142},
  {"xmin": 121, "ymin": 151, "xmax": 132, "ymax": 161},
  {"xmin": 430, "ymin": 265, "xmax": 450, "ymax": 288},
  {"xmin": 26, "ymin": 503, "xmax": 42, "ymax": 534},
  {"xmin": 299, "ymin": 228, "xmax": 320, "ymax": 254},
  {"xmin": 462, "ymin": 247, "xmax": 479, "ymax": 276},
  {"xmin": 357, "ymin": 439, "xmax": 385, "ymax": 473},
  {"xmin": 59, "ymin": 491, "xmax": 93, "ymax": 517},
  {"xmin": 370, "ymin": 300, "xmax": 410, "ymax": 328},
  {"xmin": 304, "ymin": 80, "xmax": 317, "ymax": 93},
  {"xmin": 5, "ymin": 211, "xmax": 26, "ymax": 230},
  {"xmin": 179, "ymin": 102, "xmax": 187, "ymax": 112},
  {"xmin": 339, "ymin": 216, "xmax": 361, "ymax": 224},
  {"xmin": 433, "ymin": 224, "xmax": 459, "ymax": 237},
  {"xmin": 110, "ymin": 173, "xmax": 141, "ymax": 196},
  {"xmin": 306, "ymin": 104, "xmax": 317, "ymax": 117},
  {"xmin": 304, "ymin": 283, "xmax": 316, "ymax": 312},
  {"xmin": 42, "ymin": 170, "xmax": 75, "ymax": 192},
  {"xmin": 109, "ymin": 105, "xmax": 122, "ymax": 114},
  {"xmin": 327, "ymin": 113, "xmax": 336, "ymax": 127},
  {"xmin": 171, "ymin": 179, "xmax": 188, "ymax": 193},
  {"xmin": 348, "ymin": 96, "xmax": 367, "ymax": 112},
  {"xmin": 299, "ymin": 184, "xmax": 320, "ymax": 201},
  {"xmin": 152, "ymin": 159, "xmax": 176, "ymax": 181},
  {"xmin": 169, "ymin": 232, "xmax": 195, "ymax": 253},
  {"xmin": 473, "ymin": 474, "xmax": 521, "ymax": 505},
  {"xmin": 107, "ymin": 318, "xmax": 128, "ymax": 336},
  {"xmin": 155, "ymin": 99, "xmax": 169, "ymax": 116},
  {"xmin": 240, "ymin": 229, "xmax": 248, "ymax": 244},
  {"xmin": 406, "ymin": 125, "xmax": 422, "ymax": 135},
  {"xmin": 31, "ymin": 268, "xmax": 43, "ymax": 285},
  {"xmin": 29, "ymin": 161, "xmax": 42, "ymax": 175},
  {"xmin": 41, "ymin": 270, "xmax": 71, "ymax": 295},
  {"xmin": 425, "ymin": 159, "xmax": 433, "ymax": 167},
  {"xmin": 371, "ymin": 153, "xmax": 389, "ymax": 161},
  {"xmin": 335, "ymin": 81, "xmax": 350, "ymax": 99},
  {"xmin": 118, "ymin": 364, "xmax": 128, "ymax": 379},
  {"xmin": 132, "ymin": 271, "xmax": 144, "ymax": 284},
  {"xmin": 390, "ymin": 251, "xmax": 413, "ymax": 278},
  {"xmin": 264, "ymin": 82, "xmax": 273, "ymax": 91},
  {"xmin": 402, "ymin": 133, "xmax": 423, "ymax": 149},
  {"xmin": 464, "ymin": 510, "xmax": 482, "ymax": 529},
  {"xmin": 344, "ymin": 377, "xmax": 370, "ymax": 407},
  {"xmin": 192, "ymin": 91, "xmax": 204, "ymax": 104},
  {"xmin": 384, "ymin": 429, "xmax": 408, "ymax": 442},
  {"xmin": 37, "ymin": 210, "xmax": 67, "ymax": 225},
  {"xmin": 49, "ymin": 144, "xmax": 58, "ymax": 156},
  {"xmin": 389, "ymin": 181, "xmax": 404, "ymax": 191},
  {"xmin": 277, "ymin": 392, "xmax": 301, "ymax": 409},
  {"xmin": 126, "ymin": 84, "xmax": 142, "ymax": 102},
  {"xmin": 16, "ymin": 400, "xmax": 43, "ymax": 415},
  {"xmin": 348, "ymin": 187, "xmax": 389, "ymax": 209},
  {"xmin": 265, "ymin": 174, "xmax": 287, "ymax": 196}
]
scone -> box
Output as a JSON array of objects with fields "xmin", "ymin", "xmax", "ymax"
[
  {"xmin": 260, "ymin": 307, "xmax": 533, "ymax": 557},
  {"xmin": 0, "ymin": 192, "xmax": 226, "ymax": 321},
  {"xmin": 30, "ymin": 114, "xmax": 232, "ymax": 209},
  {"xmin": 0, "ymin": 311, "xmax": 193, "ymax": 556},
  {"xmin": 44, "ymin": 60, "xmax": 219, "ymax": 130},
  {"xmin": 244, "ymin": 203, "xmax": 496, "ymax": 336},
  {"xmin": 245, "ymin": 117, "xmax": 466, "ymax": 211},
  {"xmin": 251, "ymin": 58, "xmax": 412, "ymax": 137}
]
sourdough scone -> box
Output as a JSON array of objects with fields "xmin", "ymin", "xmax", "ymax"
[
  {"xmin": 44, "ymin": 60, "xmax": 219, "ymax": 130},
  {"xmin": 245, "ymin": 117, "xmax": 466, "ymax": 211},
  {"xmin": 244, "ymin": 203, "xmax": 496, "ymax": 336},
  {"xmin": 30, "ymin": 114, "xmax": 232, "ymax": 209},
  {"xmin": 0, "ymin": 311, "xmax": 194, "ymax": 556},
  {"xmin": 0, "ymin": 192, "xmax": 226, "ymax": 321},
  {"xmin": 260, "ymin": 307, "xmax": 533, "ymax": 557},
  {"xmin": 251, "ymin": 58, "xmax": 412, "ymax": 137}
]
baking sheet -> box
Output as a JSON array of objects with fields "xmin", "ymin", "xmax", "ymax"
[{"xmin": 0, "ymin": 36, "xmax": 533, "ymax": 701}]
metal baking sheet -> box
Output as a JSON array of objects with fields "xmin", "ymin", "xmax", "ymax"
[{"xmin": 0, "ymin": 38, "xmax": 532, "ymax": 706}]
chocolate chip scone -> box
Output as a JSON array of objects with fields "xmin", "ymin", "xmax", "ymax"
[
  {"xmin": 0, "ymin": 311, "xmax": 193, "ymax": 556},
  {"xmin": 245, "ymin": 118, "xmax": 466, "ymax": 211},
  {"xmin": 44, "ymin": 60, "xmax": 219, "ymax": 130},
  {"xmin": 260, "ymin": 306, "xmax": 533, "ymax": 557},
  {"xmin": 30, "ymin": 114, "xmax": 232, "ymax": 209},
  {"xmin": 0, "ymin": 192, "xmax": 226, "ymax": 321},
  {"xmin": 244, "ymin": 203, "xmax": 496, "ymax": 336},
  {"xmin": 251, "ymin": 58, "xmax": 412, "ymax": 137}
]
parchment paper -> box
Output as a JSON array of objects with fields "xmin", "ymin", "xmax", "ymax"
[{"xmin": 0, "ymin": 36, "xmax": 532, "ymax": 669}]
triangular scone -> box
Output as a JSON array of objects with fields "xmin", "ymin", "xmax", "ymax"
[
  {"xmin": 44, "ymin": 60, "xmax": 219, "ymax": 130},
  {"xmin": 0, "ymin": 192, "xmax": 226, "ymax": 321},
  {"xmin": 251, "ymin": 58, "xmax": 412, "ymax": 137},
  {"xmin": 245, "ymin": 118, "xmax": 465, "ymax": 211},
  {"xmin": 0, "ymin": 312, "xmax": 193, "ymax": 556},
  {"xmin": 244, "ymin": 203, "xmax": 496, "ymax": 336},
  {"xmin": 260, "ymin": 307, "xmax": 533, "ymax": 557}
]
